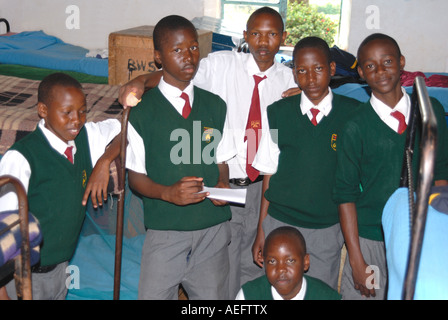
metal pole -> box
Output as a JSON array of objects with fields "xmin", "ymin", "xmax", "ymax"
[{"xmin": 402, "ymin": 76, "xmax": 438, "ymax": 300}]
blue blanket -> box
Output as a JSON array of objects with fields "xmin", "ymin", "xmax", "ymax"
[{"xmin": 0, "ymin": 31, "xmax": 108, "ymax": 77}]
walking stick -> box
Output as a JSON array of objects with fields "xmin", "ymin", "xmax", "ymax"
[{"xmin": 113, "ymin": 106, "xmax": 131, "ymax": 300}]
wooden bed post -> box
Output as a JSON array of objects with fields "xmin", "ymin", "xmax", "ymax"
[{"xmin": 113, "ymin": 107, "xmax": 131, "ymax": 300}]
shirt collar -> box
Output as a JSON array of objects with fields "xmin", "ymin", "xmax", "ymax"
[
  {"xmin": 158, "ymin": 77, "xmax": 194, "ymax": 100},
  {"xmin": 271, "ymin": 276, "xmax": 307, "ymax": 300},
  {"xmin": 300, "ymin": 88, "xmax": 333, "ymax": 116},
  {"xmin": 38, "ymin": 119, "xmax": 76, "ymax": 155},
  {"xmin": 370, "ymin": 87, "xmax": 410, "ymax": 123},
  {"xmin": 246, "ymin": 52, "xmax": 277, "ymax": 79}
]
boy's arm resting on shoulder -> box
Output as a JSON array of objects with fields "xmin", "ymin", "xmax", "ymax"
[
  {"xmin": 281, "ymin": 86, "xmax": 302, "ymax": 98},
  {"xmin": 118, "ymin": 71, "xmax": 163, "ymax": 108},
  {"xmin": 252, "ymin": 174, "xmax": 272, "ymax": 268},
  {"xmin": 82, "ymin": 134, "xmax": 121, "ymax": 207},
  {"xmin": 339, "ymin": 202, "xmax": 376, "ymax": 298},
  {"xmin": 128, "ymin": 170, "xmax": 208, "ymax": 206},
  {"xmin": 209, "ymin": 162, "xmax": 230, "ymax": 206}
]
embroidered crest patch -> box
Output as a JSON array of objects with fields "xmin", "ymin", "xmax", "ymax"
[
  {"xmin": 203, "ymin": 127, "xmax": 213, "ymax": 143},
  {"xmin": 82, "ymin": 170, "xmax": 87, "ymax": 188},
  {"xmin": 331, "ymin": 134, "xmax": 337, "ymax": 151}
]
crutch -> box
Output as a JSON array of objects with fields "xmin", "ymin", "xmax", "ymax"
[{"xmin": 113, "ymin": 106, "xmax": 131, "ymax": 300}]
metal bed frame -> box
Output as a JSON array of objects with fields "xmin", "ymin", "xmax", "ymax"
[
  {"xmin": 0, "ymin": 175, "xmax": 33, "ymax": 300},
  {"xmin": 400, "ymin": 76, "xmax": 438, "ymax": 300}
]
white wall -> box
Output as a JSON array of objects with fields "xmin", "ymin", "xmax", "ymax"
[
  {"xmin": 346, "ymin": 0, "xmax": 448, "ymax": 73},
  {"xmin": 0, "ymin": 0, "xmax": 205, "ymax": 50},
  {"xmin": 1, "ymin": 0, "xmax": 446, "ymax": 72}
]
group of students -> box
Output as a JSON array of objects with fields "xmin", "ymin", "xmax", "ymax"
[{"xmin": 1, "ymin": 6, "xmax": 447, "ymax": 300}]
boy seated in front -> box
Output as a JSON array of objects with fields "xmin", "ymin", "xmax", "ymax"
[
  {"xmin": 236, "ymin": 226, "xmax": 341, "ymax": 300},
  {"xmin": 125, "ymin": 15, "xmax": 235, "ymax": 300}
]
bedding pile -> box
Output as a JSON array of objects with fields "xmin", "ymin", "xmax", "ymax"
[{"xmin": 0, "ymin": 31, "xmax": 108, "ymax": 77}]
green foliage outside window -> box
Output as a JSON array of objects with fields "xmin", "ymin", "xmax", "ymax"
[{"xmin": 285, "ymin": 1, "xmax": 339, "ymax": 47}]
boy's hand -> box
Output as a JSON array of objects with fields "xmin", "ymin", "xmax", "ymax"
[
  {"xmin": 118, "ymin": 80, "xmax": 144, "ymax": 109},
  {"xmin": 252, "ymin": 227, "xmax": 265, "ymax": 268},
  {"xmin": 209, "ymin": 180, "xmax": 230, "ymax": 206},
  {"xmin": 351, "ymin": 258, "xmax": 377, "ymax": 298},
  {"xmin": 165, "ymin": 176, "xmax": 208, "ymax": 206},
  {"xmin": 281, "ymin": 87, "xmax": 302, "ymax": 98},
  {"xmin": 82, "ymin": 158, "xmax": 111, "ymax": 208}
]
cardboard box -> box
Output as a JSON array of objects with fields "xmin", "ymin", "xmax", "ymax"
[{"xmin": 108, "ymin": 25, "xmax": 213, "ymax": 85}]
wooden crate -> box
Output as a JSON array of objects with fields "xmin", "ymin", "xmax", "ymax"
[{"xmin": 108, "ymin": 25, "xmax": 212, "ymax": 85}]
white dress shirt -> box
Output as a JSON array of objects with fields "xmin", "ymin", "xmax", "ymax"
[
  {"xmin": 370, "ymin": 87, "xmax": 410, "ymax": 133},
  {"xmin": 193, "ymin": 51, "xmax": 297, "ymax": 179},
  {"xmin": 235, "ymin": 276, "xmax": 307, "ymax": 300}
]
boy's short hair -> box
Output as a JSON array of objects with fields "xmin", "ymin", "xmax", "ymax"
[
  {"xmin": 293, "ymin": 36, "xmax": 332, "ymax": 65},
  {"xmin": 246, "ymin": 6, "xmax": 284, "ymax": 32},
  {"xmin": 38, "ymin": 72, "xmax": 83, "ymax": 106},
  {"xmin": 357, "ymin": 33, "xmax": 402, "ymax": 59},
  {"xmin": 153, "ymin": 15, "xmax": 198, "ymax": 51},
  {"xmin": 263, "ymin": 226, "xmax": 307, "ymax": 258}
]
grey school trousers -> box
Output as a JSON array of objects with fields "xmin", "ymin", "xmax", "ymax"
[
  {"xmin": 340, "ymin": 237, "xmax": 387, "ymax": 300},
  {"xmin": 5, "ymin": 261, "xmax": 68, "ymax": 300},
  {"xmin": 138, "ymin": 221, "xmax": 231, "ymax": 300},
  {"xmin": 228, "ymin": 180, "xmax": 265, "ymax": 299},
  {"xmin": 263, "ymin": 214, "xmax": 344, "ymax": 291}
]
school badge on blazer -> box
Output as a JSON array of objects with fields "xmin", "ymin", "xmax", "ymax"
[
  {"xmin": 82, "ymin": 169, "xmax": 87, "ymax": 188},
  {"xmin": 331, "ymin": 134, "xmax": 337, "ymax": 151},
  {"xmin": 203, "ymin": 127, "xmax": 213, "ymax": 143}
]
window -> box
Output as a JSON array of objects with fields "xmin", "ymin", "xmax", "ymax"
[{"xmin": 220, "ymin": 0, "xmax": 288, "ymax": 33}]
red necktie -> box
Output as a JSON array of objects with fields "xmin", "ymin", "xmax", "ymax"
[
  {"xmin": 391, "ymin": 110, "xmax": 407, "ymax": 134},
  {"xmin": 180, "ymin": 92, "xmax": 191, "ymax": 119},
  {"xmin": 245, "ymin": 75, "xmax": 266, "ymax": 182},
  {"xmin": 64, "ymin": 146, "xmax": 74, "ymax": 164},
  {"xmin": 310, "ymin": 108, "xmax": 320, "ymax": 126}
]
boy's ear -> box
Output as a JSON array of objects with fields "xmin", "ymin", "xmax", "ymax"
[
  {"xmin": 400, "ymin": 55, "xmax": 406, "ymax": 70},
  {"xmin": 281, "ymin": 31, "xmax": 287, "ymax": 45},
  {"xmin": 243, "ymin": 30, "xmax": 248, "ymax": 43},
  {"xmin": 154, "ymin": 49, "xmax": 162, "ymax": 66},
  {"xmin": 330, "ymin": 61, "xmax": 336, "ymax": 77},
  {"xmin": 37, "ymin": 102, "xmax": 48, "ymax": 119},
  {"xmin": 303, "ymin": 253, "xmax": 310, "ymax": 272},
  {"xmin": 357, "ymin": 65, "xmax": 365, "ymax": 80}
]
